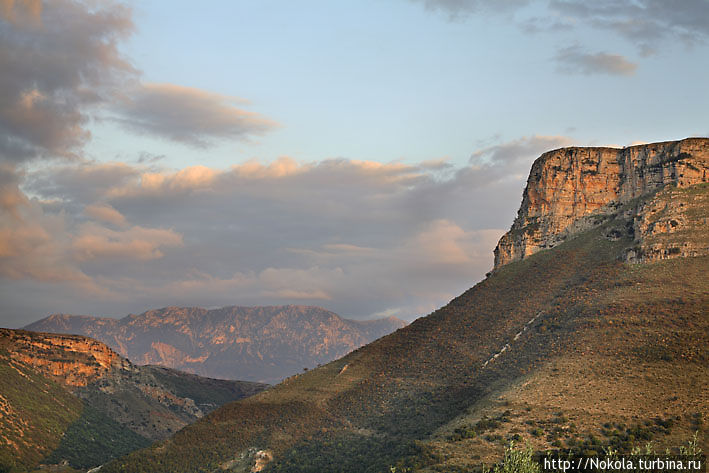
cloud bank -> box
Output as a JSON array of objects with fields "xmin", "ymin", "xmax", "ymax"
[
  {"xmin": 1, "ymin": 135, "xmax": 573, "ymax": 326},
  {"xmin": 0, "ymin": 0, "xmax": 134, "ymax": 162},
  {"xmin": 411, "ymin": 0, "xmax": 709, "ymax": 74},
  {"xmin": 0, "ymin": 0, "xmax": 277, "ymax": 165}
]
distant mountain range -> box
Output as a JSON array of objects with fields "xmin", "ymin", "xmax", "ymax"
[
  {"xmin": 0, "ymin": 327, "xmax": 266, "ymax": 471},
  {"xmin": 25, "ymin": 305, "xmax": 407, "ymax": 383}
]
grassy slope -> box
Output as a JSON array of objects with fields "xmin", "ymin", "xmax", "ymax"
[
  {"xmin": 0, "ymin": 350, "xmax": 154, "ymax": 472},
  {"xmin": 0, "ymin": 348, "xmax": 82, "ymax": 471},
  {"xmin": 104, "ymin": 186, "xmax": 708, "ymax": 473},
  {"xmin": 0, "ymin": 333, "xmax": 266, "ymax": 472}
]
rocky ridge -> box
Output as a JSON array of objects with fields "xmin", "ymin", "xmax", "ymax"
[
  {"xmin": 0, "ymin": 328, "xmax": 266, "ymax": 441},
  {"xmin": 25, "ymin": 305, "xmax": 407, "ymax": 383},
  {"xmin": 494, "ymin": 137, "xmax": 709, "ymax": 268}
]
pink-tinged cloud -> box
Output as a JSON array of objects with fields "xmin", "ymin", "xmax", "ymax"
[
  {"xmin": 0, "ymin": 164, "xmax": 183, "ymax": 291},
  {"xmin": 83, "ymin": 203, "xmax": 126, "ymax": 226},
  {"xmin": 72, "ymin": 223, "xmax": 183, "ymax": 262},
  {"xmin": 113, "ymin": 83, "xmax": 279, "ymax": 147},
  {"xmin": 0, "ymin": 0, "xmax": 42, "ymax": 27},
  {"xmin": 0, "ymin": 0, "xmax": 134, "ymax": 162},
  {"xmin": 555, "ymin": 46, "xmax": 637, "ymax": 76},
  {"xmin": 5, "ymin": 135, "xmax": 570, "ymax": 326}
]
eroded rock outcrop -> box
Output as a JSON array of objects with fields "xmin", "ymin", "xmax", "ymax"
[
  {"xmin": 0, "ymin": 328, "xmax": 266, "ymax": 440},
  {"xmin": 494, "ymin": 138, "xmax": 709, "ymax": 269}
]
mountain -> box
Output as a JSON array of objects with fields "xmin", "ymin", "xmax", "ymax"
[
  {"xmin": 0, "ymin": 328, "xmax": 266, "ymax": 472},
  {"xmin": 25, "ymin": 305, "xmax": 407, "ymax": 383},
  {"xmin": 91, "ymin": 139, "xmax": 709, "ymax": 472},
  {"xmin": 494, "ymin": 137, "xmax": 709, "ymax": 267}
]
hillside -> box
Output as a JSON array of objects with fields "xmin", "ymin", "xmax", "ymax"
[
  {"xmin": 101, "ymin": 139, "xmax": 708, "ymax": 473},
  {"xmin": 0, "ymin": 329, "xmax": 266, "ymax": 472},
  {"xmin": 25, "ymin": 305, "xmax": 406, "ymax": 383}
]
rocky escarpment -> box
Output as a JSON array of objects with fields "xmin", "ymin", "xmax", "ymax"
[
  {"xmin": 0, "ymin": 328, "xmax": 266, "ymax": 440},
  {"xmin": 494, "ymin": 137, "xmax": 709, "ymax": 268}
]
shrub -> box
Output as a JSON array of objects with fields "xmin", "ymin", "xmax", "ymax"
[{"xmin": 484, "ymin": 443, "xmax": 540, "ymax": 473}]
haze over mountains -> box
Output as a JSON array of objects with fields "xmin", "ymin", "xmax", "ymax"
[
  {"xmin": 25, "ymin": 305, "xmax": 407, "ymax": 383},
  {"xmin": 99, "ymin": 138, "xmax": 708, "ymax": 473}
]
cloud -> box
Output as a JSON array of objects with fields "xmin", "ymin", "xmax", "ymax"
[
  {"xmin": 113, "ymin": 83, "xmax": 279, "ymax": 147},
  {"xmin": 136, "ymin": 152, "xmax": 166, "ymax": 164},
  {"xmin": 0, "ymin": 1, "xmax": 278, "ymax": 164},
  {"xmin": 554, "ymin": 46, "xmax": 638, "ymax": 76},
  {"xmin": 0, "ymin": 163, "xmax": 183, "ymax": 299},
  {"xmin": 72, "ymin": 223, "xmax": 183, "ymax": 262},
  {"xmin": 83, "ymin": 203, "xmax": 127, "ymax": 226},
  {"xmin": 2, "ymin": 135, "xmax": 573, "ymax": 325},
  {"xmin": 0, "ymin": 0, "xmax": 42, "ymax": 26},
  {"xmin": 0, "ymin": 0, "xmax": 134, "ymax": 162},
  {"xmin": 409, "ymin": 0, "xmax": 531, "ymax": 19},
  {"xmin": 470, "ymin": 135, "xmax": 574, "ymax": 166},
  {"xmin": 411, "ymin": 0, "xmax": 709, "ymax": 57},
  {"xmin": 547, "ymin": 0, "xmax": 709, "ymax": 51}
]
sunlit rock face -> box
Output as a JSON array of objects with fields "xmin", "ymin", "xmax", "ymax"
[
  {"xmin": 1, "ymin": 328, "xmax": 129, "ymax": 387},
  {"xmin": 0, "ymin": 328, "xmax": 267, "ymax": 441},
  {"xmin": 494, "ymin": 138, "xmax": 709, "ymax": 269}
]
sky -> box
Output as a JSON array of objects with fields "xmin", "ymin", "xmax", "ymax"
[{"xmin": 1, "ymin": 0, "xmax": 708, "ymax": 328}]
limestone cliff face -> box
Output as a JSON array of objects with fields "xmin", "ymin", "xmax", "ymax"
[
  {"xmin": 494, "ymin": 138, "xmax": 709, "ymax": 269},
  {"xmin": 0, "ymin": 328, "xmax": 129, "ymax": 387}
]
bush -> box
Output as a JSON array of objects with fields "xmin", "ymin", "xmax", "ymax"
[{"xmin": 484, "ymin": 443, "xmax": 540, "ymax": 473}]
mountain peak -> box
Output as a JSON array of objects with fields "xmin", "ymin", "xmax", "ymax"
[{"xmin": 494, "ymin": 137, "xmax": 709, "ymax": 269}]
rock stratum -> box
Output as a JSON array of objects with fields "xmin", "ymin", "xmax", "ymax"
[
  {"xmin": 25, "ymin": 305, "xmax": 407, "ymax": 383},
  {"xmin": 494, "ymin": 137, "xmax": 709, "ymax": 268}
]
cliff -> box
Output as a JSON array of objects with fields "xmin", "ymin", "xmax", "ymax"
[
  {"xmin": 0, "ymin": 328, "xmax": 129, "ymax": 387},
  {"xmin": 494, "ymin": 137, "xmax": 709, "ymax": 269}
]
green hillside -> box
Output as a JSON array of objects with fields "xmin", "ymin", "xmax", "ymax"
[
  {"xmin": 0, "ymin": 330, "xmax": 267, "ymax": 472},
  {"xmin": 0, "ymin": 348, "xmax": 82, "ymax": 472},
  {"xmin": 102, "ymin": 184, "xmax": 708, "ymax": 472},
  {"xmin": 0, "ymin": 350, "xmax": 150, "ymax": 473}
]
